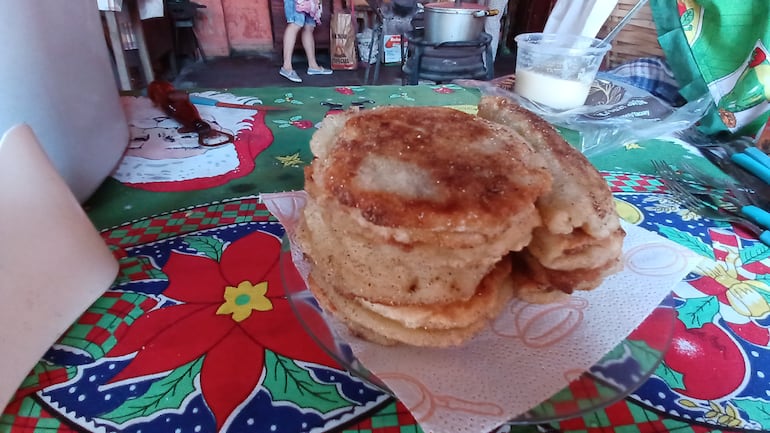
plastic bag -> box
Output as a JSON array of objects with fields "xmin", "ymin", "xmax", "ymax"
[
  {"xmin": 457, "ymin": 75, "xmax": 713, "ymax": 157},
  {"xmin": 356, "ymin": 29, "xmax": 378, "ymax": 64}
]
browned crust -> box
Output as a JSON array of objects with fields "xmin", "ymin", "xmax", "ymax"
[
  {"xmin": 315, "ymin": 106, "xmax": 552, "ymax": 231},
  {"xmin": 510, "ymin": 251, "xmax": 623, "ymax": 304},
  {"xmin": 527, "ymin": 226, "xmax": 626, "ymax": 271},
  {"xmin": 307, "ymin": 263, "xmax": 514, "ymax": 347},
  {"xmin": 299, "ymin": 99, "xmax": 626, "ymax": 344},
  {"xmin": 477, "ymin": 95, "xmax": 619, "ymax": 239}
]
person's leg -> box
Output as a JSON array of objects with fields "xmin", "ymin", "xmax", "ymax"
[
  {"xmin": 301, "ymin": 24, "xmax": 321, "ymax": 70},
  {"xmin": 282, "ymin": 23, "xmax": 302, "ymax": 71}
]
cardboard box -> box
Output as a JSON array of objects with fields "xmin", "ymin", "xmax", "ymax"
[{"xmin": 383, "ymin": 34, "xmax": 405, "ymax": 64}]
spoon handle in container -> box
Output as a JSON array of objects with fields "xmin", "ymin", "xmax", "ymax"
[{"xmin": 601, "ymin": 0, "xmax": 649, "ymax": 45}]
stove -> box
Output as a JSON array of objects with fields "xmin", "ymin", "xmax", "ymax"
[{"xmin": 402, "ymin": 31, "xmax": 493, "ymax": 85}]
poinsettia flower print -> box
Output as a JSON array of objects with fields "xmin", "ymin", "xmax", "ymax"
[{"xmin": 105, "ymin": 230, "xmax": 335, "ymax": 429}]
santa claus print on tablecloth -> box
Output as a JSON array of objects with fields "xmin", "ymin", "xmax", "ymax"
[{"xmin": 112, "ymin": 92, "xmax": 273, "ymax": 192}]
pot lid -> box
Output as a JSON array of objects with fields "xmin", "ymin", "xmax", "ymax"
[{"xmin": 424, "ymin": 2, "xmax": 488, "ymax": 13}]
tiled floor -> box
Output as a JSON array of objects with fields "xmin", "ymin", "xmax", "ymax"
[{"xmin": 171, "ymin": 49, "xmax": 517, "ymax": 89}]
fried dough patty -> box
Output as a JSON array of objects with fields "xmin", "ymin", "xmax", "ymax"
[
  {"xmin": 510, "ymin": 251, "xmax": 623, "ymax": 304},
  {"xmin": 307, "ymin": 259, "xmax": 514, "ymax": 347},
  {"xmin": 299, "ymin": 105, "xmax": 554, "ymax": 307},
  {"xmin": 307, "ymin": 106, "xmax": 552, "ymax": 238},
  {"xmin": 477, "ymin": 95, "xmax": 626, "ymax": 295},
  {"xmin": 476, "ymin": 96, "xmax": 620, "ymax": 239},
  {"xmin": 299, "ymin": 99, "xmax": 625, "ymax": 346},
  {"xmin": 297, "ymin": 189, "xmax": 538, "ymax": 304}
]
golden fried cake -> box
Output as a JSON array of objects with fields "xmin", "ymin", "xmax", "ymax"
[
  {"xmin": 307, "ymin": 259, "xmax": 514, "ymax": 347},
  {"xmin": 526, "ymin": 226, "xmax": 625, "ymax": 271},
  {"xmin": 477, "ymin": 96, "xmax": 620, "ymax": 239},
  {"xmin": 307, "ymin": 106, "xmax": 551, "ymax": 244},
  {"xmin": 297, "ymin": 98, "xmax": 625, "ymax": 345},
  {"xmin": 477, "ymin": 95, "xmax": 625, "ymax": 303},
  {"xmin": 301, "ymin": 106, "xmax": 552, "ymax": 306},
  {"xmin": 510, "ymin": 251, "xmax": 623, "ymax": 304},
  {"xmin": 296, "ymin": 105, "xmax": 555, "ymax": 346},
  {"xmin": 297, "ymin": 195, "xmax": 520, "ymax": 305}
]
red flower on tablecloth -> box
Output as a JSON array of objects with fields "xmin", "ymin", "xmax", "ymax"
[
  {"xmin": 273, "ymin": 116, "xmax": 315, "ymax": 129},
  {"xmin": 291, "ymin": 119, "xmax": 315, "ymax": 129},
  {"xmin": 105, "ymin": 230, "xmax": 334, "ymax": 429},
  {"xmin": 336, "ymin": 87, "xmax": 355, "ymax": 95},
  {"xmin": 432, "ymin": 86, "xmax": 454, "ymax": 94},
  {"xmin": 430, "ymin": 84, "xmax": 462, "ymax": 94}
]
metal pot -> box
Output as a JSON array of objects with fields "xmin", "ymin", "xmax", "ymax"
[{"xmin": 422, "ymin": 2, "xmax": 498, "ymax": 44}]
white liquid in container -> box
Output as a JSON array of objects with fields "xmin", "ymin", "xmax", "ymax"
[{"xmin": 514, "ymin": 69, "xmax": 592, "ymax": 110}]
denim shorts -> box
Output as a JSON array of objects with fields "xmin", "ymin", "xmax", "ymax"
[{"xmin": 284, "ymin": 0, "xmax": 315, "ymax": 27}]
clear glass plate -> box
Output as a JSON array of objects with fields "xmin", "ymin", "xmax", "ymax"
[{"xmin": 279, "ymin": 236, "xmax": 675, "ymax": 424}]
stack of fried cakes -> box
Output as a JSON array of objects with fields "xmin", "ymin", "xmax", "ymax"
[
  {"xmin": 296, "ymin": 96, "xmax": 624, "ymax": 347},
  {"xmin": 477, "ymin": 96, "xmax": 625, "ymax": 304}
]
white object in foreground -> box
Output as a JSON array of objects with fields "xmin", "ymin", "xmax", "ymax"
[{"xmin": 0, "ymin": 125, "xmax": 118, "ymax": 412}]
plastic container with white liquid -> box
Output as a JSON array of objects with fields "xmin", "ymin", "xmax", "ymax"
[{"xmin": 513, "ymin": 33, "xmax": 611, "ymax": 111}]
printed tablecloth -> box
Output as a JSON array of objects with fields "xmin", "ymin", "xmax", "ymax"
[{"xmin": 2, "ymin": 84, "xmax": 768, "ymax": 433}]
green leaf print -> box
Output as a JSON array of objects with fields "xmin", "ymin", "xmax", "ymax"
[
  {"xmin": 263, "ymin": 350, "xmax": 351, "ymax": 413},
  {"xmin": 99, "ymin": 358, "xmax": 203, "ymax": 424},
  {"xmin": 680, "ymin": 9, "xmax": 694, "ymax": 27},
  {"xmin": 733, "ymin": 398, "xmax": 770, "ymax": 429},
  {"xmin": 626, "ymin": 339, "xmax": 663, "ymax": 372},
  {"xmin": 677, "ymin": 296, "xmax": 719, "ymax": 329},
  {"xmin": 740, "ymin": 243, "xmax": 770, "ymax": 265},
  {"xmin": 600, "ymin": 339, "xmax": 662, "ymax": 372},
  {"xmin": 602, "ymin": 341, "xmax": 628, "ymax": 362},
  {"xmin": 655, "ymin": 360, "xmax": 685, "ymax": 390},
  {"xmin": 185, "ymin": 236, "xmax": 225, "ymax": 261},
  {"xmin": 656, "ymin": 224, "xmax": 715, "ymax": 260}
]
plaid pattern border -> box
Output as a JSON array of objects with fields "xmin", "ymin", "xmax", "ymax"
[
  {"xmin": 114, "ymin": 255, "xmax": 167, "ymax": 284},
  {"xmin": 0, "ymin": 397, "xmax": 76, "ymax": 433},
  {"xmin": 341, "ymin": 400, "xmax": 424, "ymax": 433},
  {"xmin": 57, "ymin": 292, "xmax": 155, "ymax": 360},
  {"xmin": 337, "ymin": 397, "xmax": 740, "ymax": 433},
  {"xmin": 553, "ymin": 399, "xmax": 738, "ymax": 433},
  {"xmin": 102, "ymin": 199, "xmax": 273, "ymax": 248},
  {"xmin": 604, "ymin": 172, "xmax": 666, "ymax": 194},
  {"xmin": 532, "ymin": 375, "xmax": 619, "ymax": 419}
]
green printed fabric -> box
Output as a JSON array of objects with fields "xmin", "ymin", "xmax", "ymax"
[{"xmin": 650, "ymin": 0, "xmax": 770, "ymax": 136}]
